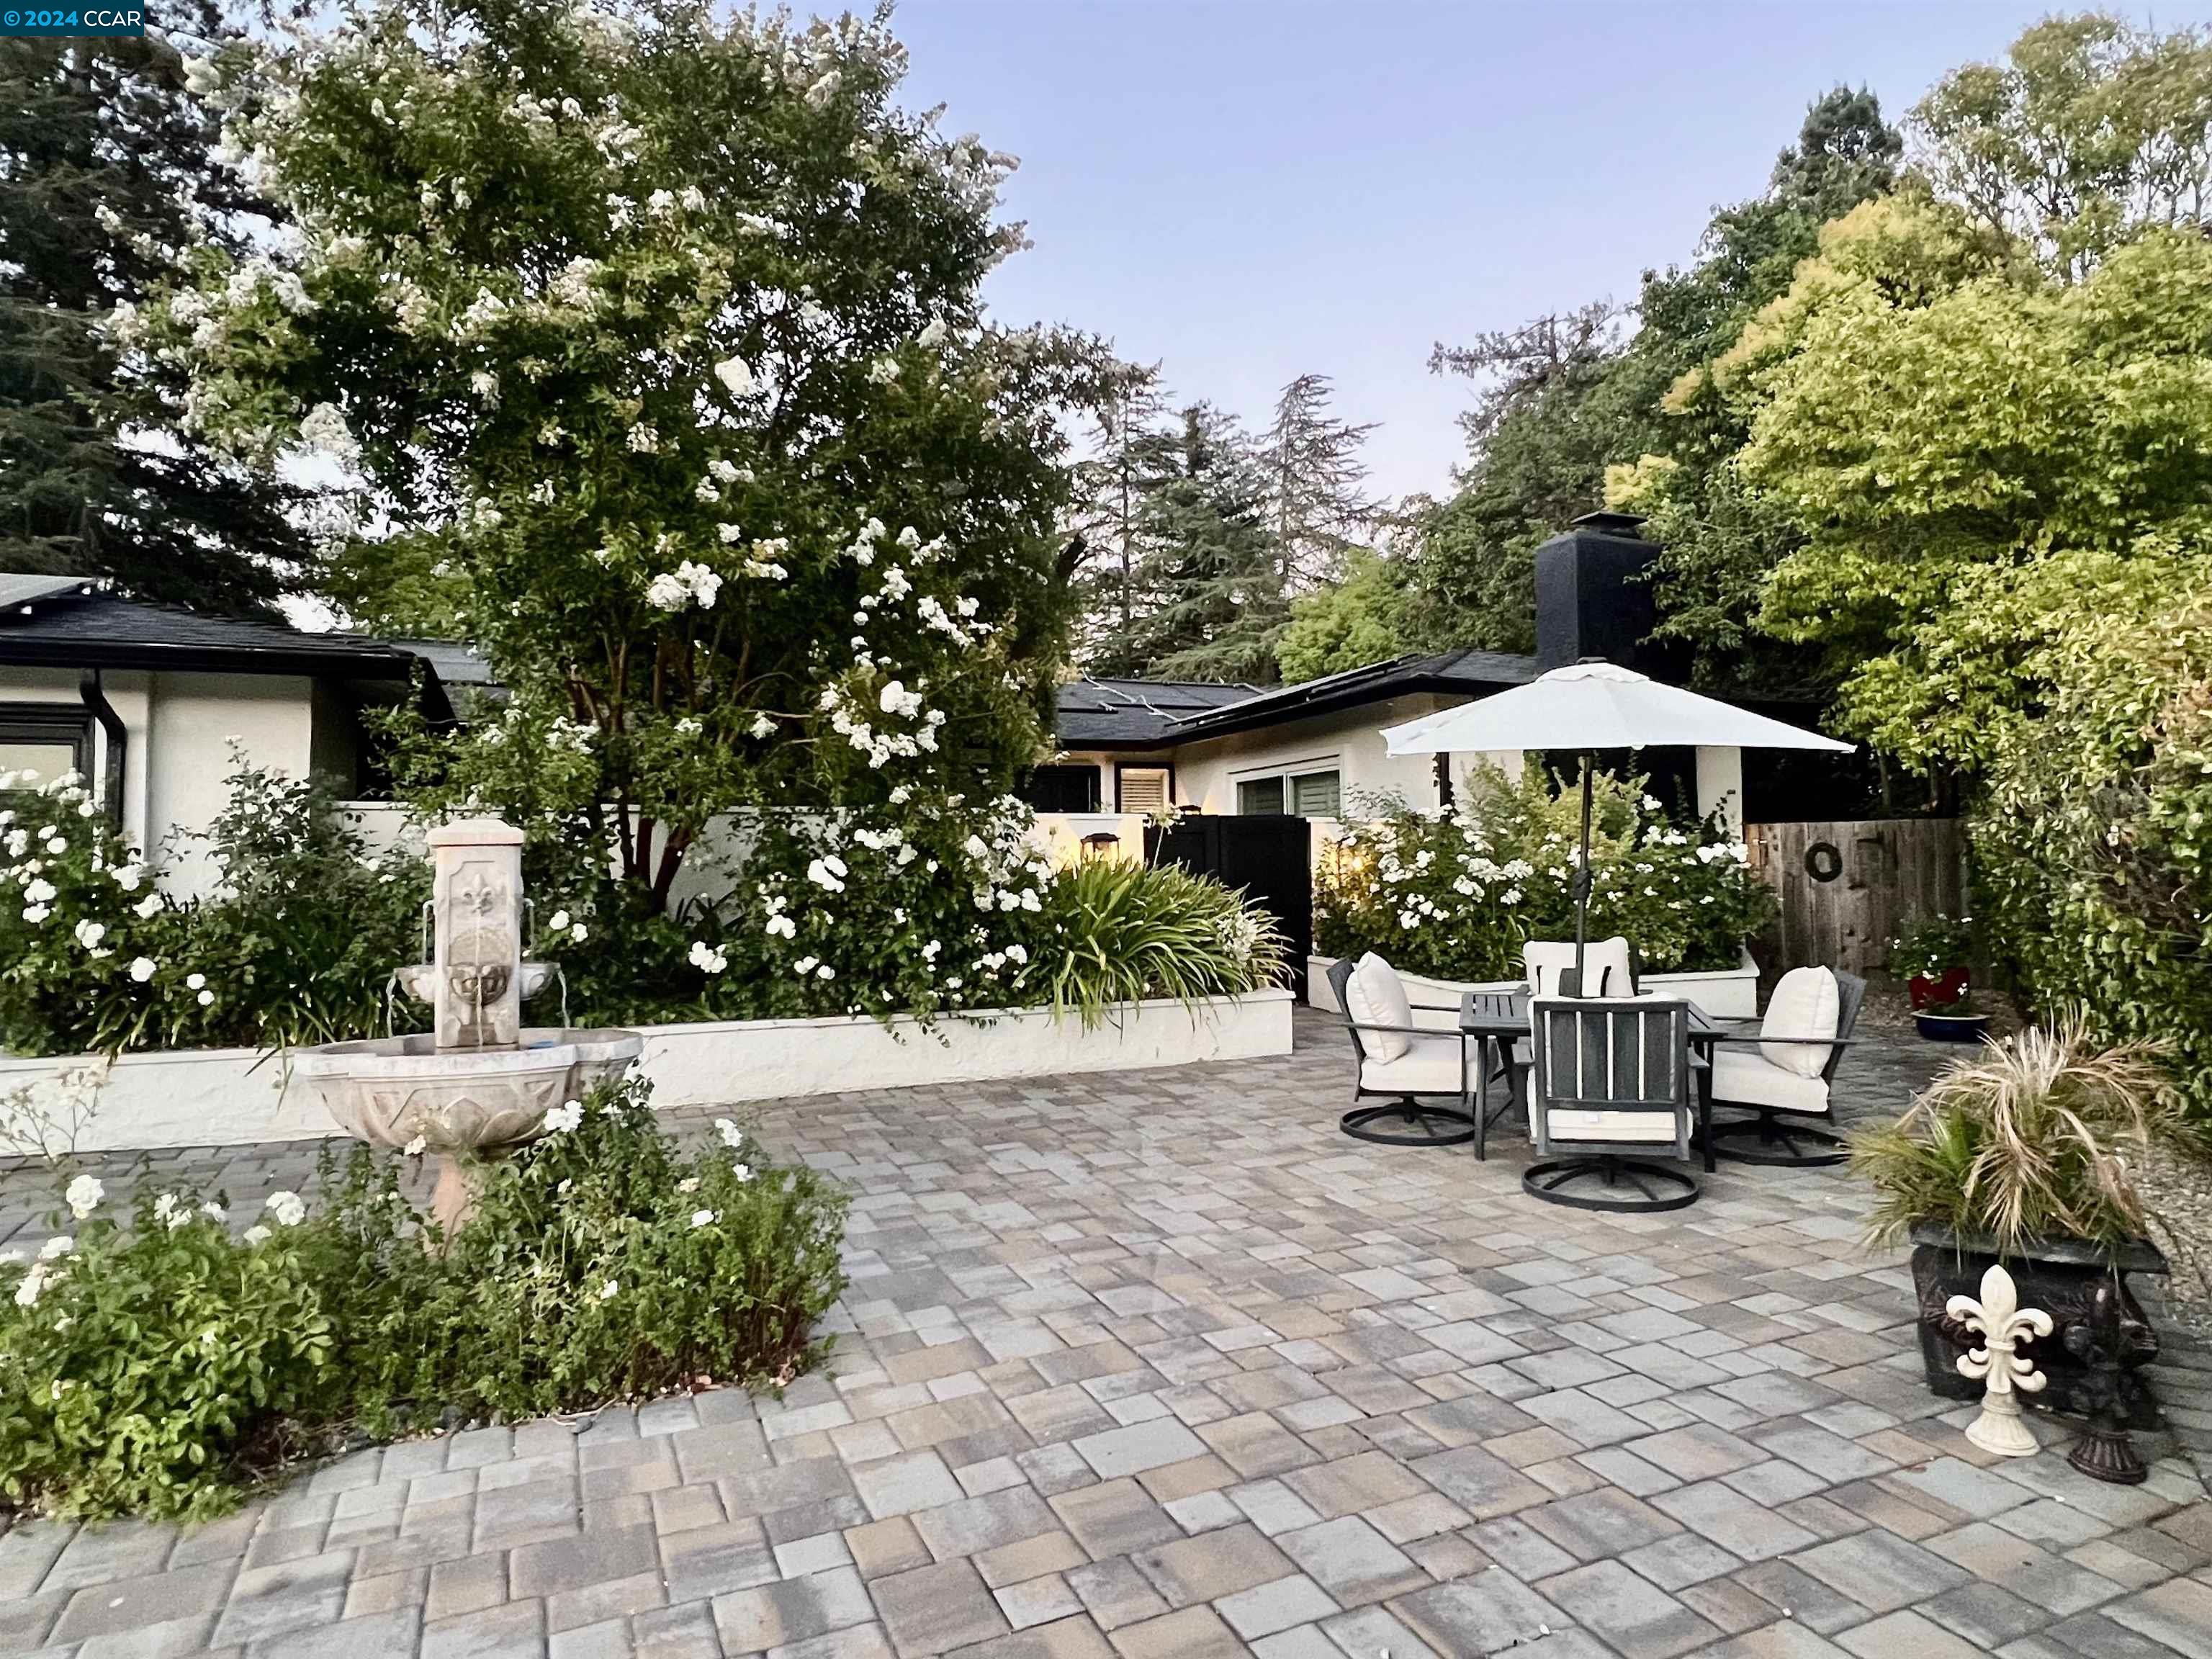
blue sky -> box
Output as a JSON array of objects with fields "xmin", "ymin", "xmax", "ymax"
[{"xmin": 893, "ymin": 1, "xmax": 2212, "ymax": 499}]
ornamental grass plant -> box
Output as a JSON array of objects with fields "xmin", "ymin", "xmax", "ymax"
[{"xmin": 1851, "ymin": 1017, "xmax": 2200, "ymax": 1259}]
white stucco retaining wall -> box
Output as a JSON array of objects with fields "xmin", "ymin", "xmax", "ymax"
[
  {"xmin": 1305, "ymin": 951, "xmax": 1761, "ymax": 1020},
  {"xmin": 0, "ymin": 989, "xmax": 1295, "ymax": 1153}
]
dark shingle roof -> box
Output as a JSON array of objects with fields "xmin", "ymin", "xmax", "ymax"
[
  {"xmin": 1158, "ymin": 648, "xmax": 1540, "ymax": 742},
  {"xmin": 0, "ymin": 578, "xmax": 453, "ymax": 719},
  {"xmin": 0, "ymin": 575, "xmax": 99, "ymax": 611},
  {"xmin": 387, "ymin": 638, "xmax": 497, "ymax": 685},
  {"xmin": 1053, "ymin": 677, "xmax": 1258, "ymax": 749}
]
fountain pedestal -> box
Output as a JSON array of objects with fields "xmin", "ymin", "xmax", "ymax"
[{"xmin": 296, "ymin": 815, "xmax": 641, "ymax": 1231}]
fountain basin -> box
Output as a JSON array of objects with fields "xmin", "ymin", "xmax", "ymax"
[{"xmin": 294, "ymin": 1028, "xmax": 642, "ymax": 1155}]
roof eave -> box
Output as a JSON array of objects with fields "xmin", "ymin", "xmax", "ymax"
[
  {"xmin": 1162, "ymin": 673, "xmax": 1524, "ymax": 744},
  {"xmin": 0, "ymin": 637, "xmax": 421, "ymax": 679}
]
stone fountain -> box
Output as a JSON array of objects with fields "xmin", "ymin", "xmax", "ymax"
[{"xmin": 295, "ymin": 817, "xmax": 642, "ymax": 1231}]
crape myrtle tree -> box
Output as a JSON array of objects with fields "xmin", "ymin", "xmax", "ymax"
[{"xmin": 132, "ymin": 0, "xmax": 1118, "ymax": 912}]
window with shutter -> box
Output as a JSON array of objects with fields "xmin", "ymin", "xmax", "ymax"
[
  {"xmin": 1291, "ymin": 770, "xmax": 1341, "ymax": 818},
  {"xmin": 1237, "ymin": 776, "xmax": 1285, "ymax": 814},
  {"xmin": 1116, "ymin": 768, "xmax": 1169, "ymax": 814}
]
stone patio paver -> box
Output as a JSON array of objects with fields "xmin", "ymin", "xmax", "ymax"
[{"xmin": 4, "ymin": 1009, "xmax": 2212, "ymax": 1657}]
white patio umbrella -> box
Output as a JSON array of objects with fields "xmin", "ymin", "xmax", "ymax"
[{"xmin": 1380, "ymin": 660, "xmax": 1853, "ymax": 994}]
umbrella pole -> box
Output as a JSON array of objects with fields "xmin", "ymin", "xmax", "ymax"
[{"xmin": 1573, "ymin": 754, "xmax": 1593, "ymax": 998}]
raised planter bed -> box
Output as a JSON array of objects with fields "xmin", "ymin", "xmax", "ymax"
[
  {"xmin": 0, "ymin": 989, "xmax": 1296, "ymax": 1153},
  {"xmin": 1305, "ymin": 949, "xmax": 1761, "ymax": 1020}
]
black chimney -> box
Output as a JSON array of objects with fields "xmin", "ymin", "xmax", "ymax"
[{"xmin": 1533, "ymin": 511, "xmax": 1674, "ymax": 674}]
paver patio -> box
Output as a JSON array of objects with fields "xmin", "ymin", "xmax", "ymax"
[{"xmin": 4, "ymin": 1008, "xmax": 2212, "ymax": 1658}]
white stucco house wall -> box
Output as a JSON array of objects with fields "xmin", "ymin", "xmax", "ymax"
[
  {"xmin": 1035, "ymin": 652, "xmax": 1749, "ymax": 851},
  {"xmin": 0, "ymin": 575, "xmax": 451, "ymax": 898}
]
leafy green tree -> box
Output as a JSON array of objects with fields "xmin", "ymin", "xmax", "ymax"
[
  {"xmin": 1277, "ymin": 547, "xmax": 1411, "ymax": 683},
  {"xmin": 1087, "ymin": 403, "xmax": 1284, "ymax": 683},
  {"xmin": 1712, "ymin": 202, "xmax": 2212, "ymax": 769},
  {"xmin": 1405, "ymin": 86, "xmax": 1901, "ymax": 676},
  {"xmin": 1974, "ymin": 553, "xmax": 2212, "ymax": 1105},
  {"xmin": 137, "ymin": 0, "xmax": 1114, "ymax": 907},
  {"xmin": 1607, "ymin": 86, "xmax": 1902, "ymax": 688},
  {"xmin": 0, "ymin": 14, "xmax": 306, "ymax": 613},
  {"xmin": 1912, "ymin": 12, "xmax": 2212, "ymax": 281}
]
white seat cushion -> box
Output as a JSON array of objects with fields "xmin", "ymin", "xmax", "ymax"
[
  {"xmin": 1346, "ymin": 952, "xmax": 1414, "ymax": 1061},
  {"xmin": 1761, "ymin": 966, "xmax": 1840, "ymax": 1077},
  {"xmin": 1362, "ymin": 1032, "xmax": 1464, "ymax": 1095},
  {"xmin": 1712, "ymin": 1048, "xmax": 1832, "ymax": 1115},
  {"xmin": 1523, "ymin": 938, "xmax": 1633, "ymax": 999},
  {"xmin": 1519, "ymin": 1072, "xmax": 1682, "ymax": 1144}
]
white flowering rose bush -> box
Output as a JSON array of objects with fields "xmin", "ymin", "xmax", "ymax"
[
  {"xmin": 0, "ymin": 769, "xmax": 179, "ymax": 1054},
  {"xmin": 0, "ymin": 1076, "xmax": 845, "ymax": 1519},
  {"xmin": 1316, "ymin": 764, "xmax": 1777, "ymax": 984},
  {"xmin": 137, "ymin": 0, "xmax": 1120, "ymax": 921},
  {"xmin": 0, "ymin": 760, "xmax": 426, "ymax": 1057},
  {"xmin": 675, "ymin": 788, "xmax": 1057, "ymax": 1022},
  {"xmin": 0, "ymin": 1174, "xmax": 340, "ymax": 1521},
  {"xmin": 380, "ymin": 1076, "xmax": 845, "ymax": 1419},
  {"xmin": 569, "ymin": 788, "xmax": 1286, "ymax": 1027}
]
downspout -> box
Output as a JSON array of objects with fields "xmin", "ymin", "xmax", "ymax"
[{"xmin": 79, "ymin": 670, "xmax": 127, "ymax": 832}]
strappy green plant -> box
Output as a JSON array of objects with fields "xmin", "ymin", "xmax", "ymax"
[{"xmin": 1043, "ymin": 858, "xmax": 1286, "ymax": 1028}]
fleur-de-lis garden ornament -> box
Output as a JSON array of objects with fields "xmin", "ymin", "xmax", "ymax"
[{"xmin": 1947, "ymin": 1263, "xmax": 2054, "ymax": 1457}]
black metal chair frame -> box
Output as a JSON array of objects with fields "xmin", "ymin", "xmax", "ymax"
[
  {"xmin": 1524, "ymin": 996, "xmax": 1700, "ymax": 1213},
  {"xmin": 1702, "ymin": 970, "xmax": 1866, "ymax": 1169},
  {"xmin": 1327, "ymin": 958, "xmax": 1476, "ymax": 1148}
]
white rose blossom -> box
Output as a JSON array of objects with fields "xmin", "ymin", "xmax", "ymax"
[
  {"xmin": 65, "ymin": 1175, "xmax": 102, "ymax": 1218},
  {"xmin": 264, "ymin": 1191, "xmax": 306, "ymax": 1228}
]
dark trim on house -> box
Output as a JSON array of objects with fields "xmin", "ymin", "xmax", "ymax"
[
  {"xmin": 79, "ymin": 672, "xmax": 127, "ymax": 831},
  {"xmin": 1160, "ymin": 648, "xmax": 1539, "ymax": 745},
  {"xmin": 0, "ymin": 702, "xmax": 94, "ymax": 790}
]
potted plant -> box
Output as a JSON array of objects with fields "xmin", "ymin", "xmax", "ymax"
[
  {"xmin": 1852, "ymin": 1020, "xmax": 2195, "ymax": 1427},
  {"xmin": 1887, "ymin": 912, "xmax": 1990, "ymax": 1041}
]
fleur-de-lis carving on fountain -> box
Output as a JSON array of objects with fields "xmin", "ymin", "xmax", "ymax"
[{"xmin": 1948, "ymin": 1262, "xmax": 2054, "ymax": 1457}]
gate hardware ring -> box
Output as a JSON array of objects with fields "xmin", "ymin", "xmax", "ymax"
[{"xmin": 1803, "ymin": 841, "xmax": 1843, "ymax": 883}]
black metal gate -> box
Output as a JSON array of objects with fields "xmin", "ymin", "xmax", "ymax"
[{"xmin": 1144, "ymin": 814, "xmax": 1313, "ymax": 997}]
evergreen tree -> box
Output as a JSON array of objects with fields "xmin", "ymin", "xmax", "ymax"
[
  {"xmin": 1087, "ymin": 403, "xmax": 1285, "ymax": 683},
  {"xmin": 1259, "ymin": 372, "xmax": 1377, "ymax": 592},
  {"xmin": 1066, "ymin": 367, "xmax": 1172, "ymax": 655},
  {"xmin": 0, "ymin": 15, "xmax": 307, "ymax": 613},
  {"xmin": 1403, "ymin": 302, "xmax": 1630, "ymax": 655}
]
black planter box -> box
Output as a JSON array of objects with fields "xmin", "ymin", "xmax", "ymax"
[{"xmin": 1910, "ymin": 1223, "xmax": 2167, "ymax": 1429}]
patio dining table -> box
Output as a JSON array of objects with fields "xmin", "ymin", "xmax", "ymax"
[{"xmin": 1460, "ymin": 988, "xmax": 1724, "ymax": 1166}]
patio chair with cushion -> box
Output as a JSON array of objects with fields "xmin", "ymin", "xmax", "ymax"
[
  {"xmin": 1488, "ymin": 936, "xmax": 1644, "ymax": 1103},
  {"xmin": 1522, "ymin": 935, "xmax": 1637, "ymax": 999},
  {"xmin": 1702, "ymin": 966, "xmax": 1865, "ymax": 1167},
  {"xmin": 1524, "ymin": 995, "xmax": 1699, "ymax": 1213},
  {"xmin": 1328, "ymin": 953, "xmax": 1476, "ymax": 1147}
]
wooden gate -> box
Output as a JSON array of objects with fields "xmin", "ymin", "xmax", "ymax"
[
  {"xmin": 1146, "ymin": 815, "xmax": 1313, "ymax": 997},
  {"xmin": 1745, "ymin": 818, "xmax": 1965, "ymax": 976}
]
